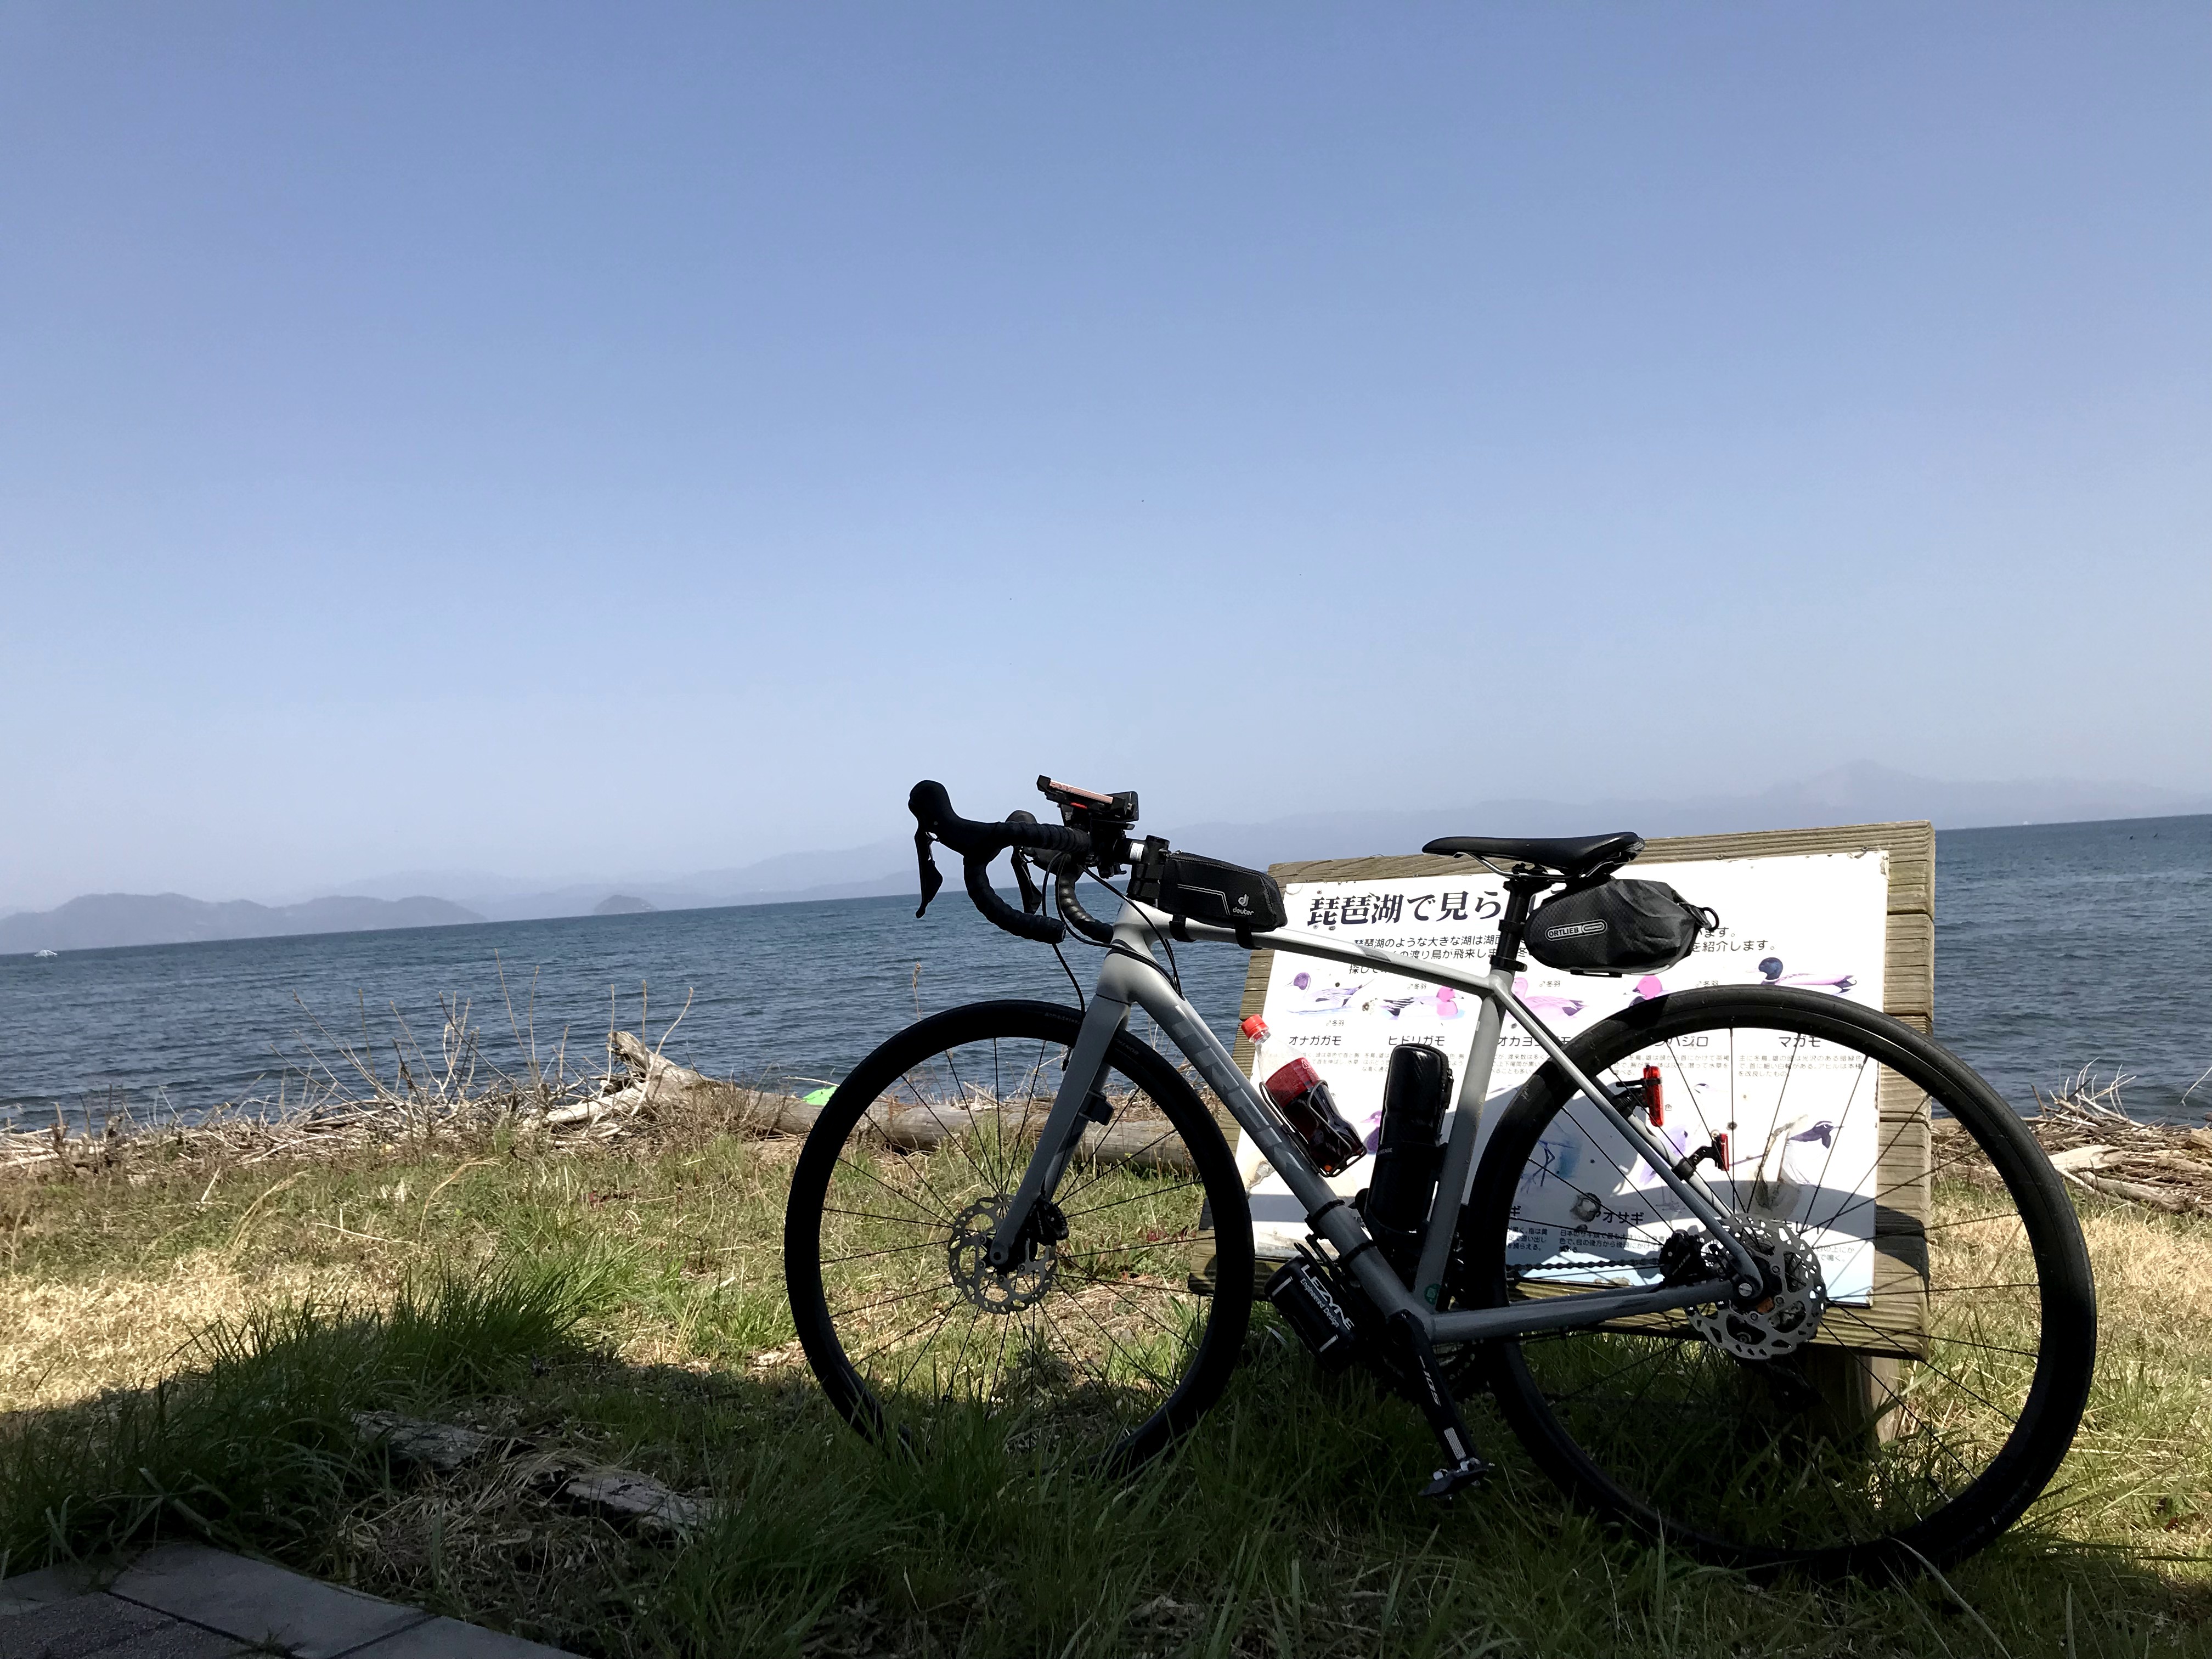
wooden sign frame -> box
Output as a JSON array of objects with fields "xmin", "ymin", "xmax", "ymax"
[{"xmin": 1229, "ymin": 820, "xmax": 1936, "ymax": 1364}]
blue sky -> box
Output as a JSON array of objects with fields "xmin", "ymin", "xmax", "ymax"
[{"xmin": 3, "ymin": 3, "xmax": 2206, "ymax": 907}]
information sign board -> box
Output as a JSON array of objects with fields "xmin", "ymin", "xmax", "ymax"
[{"xmin": 1226, "ymin": 821, "xmax": 1937, "ymax": 1357}]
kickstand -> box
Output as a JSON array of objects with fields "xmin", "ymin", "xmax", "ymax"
[{"xmin": 1389, "ymin": 1310, "xmax": 1493, "ymax": 1500}]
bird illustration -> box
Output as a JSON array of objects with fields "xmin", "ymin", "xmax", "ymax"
[
  {"xmin": 1513, "ymin": 976, "xmax": 1586, "ymax": 1019},
  {"xmin": 1757, "ymin": 957, "xmax": 1856, "ymax": 995},
  {"xmin": 1379, "ymin": 986, "xmax": 1465, "ymax": 1020},
  {"xmin": 1750, "ymin": 1118, "xmax": 1840, "ymax": 1217}
]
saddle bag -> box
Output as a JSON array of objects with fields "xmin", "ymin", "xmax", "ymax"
[{"xmin": 1525, "ymin": 879, "xmax": 1717, "ymax": 977}]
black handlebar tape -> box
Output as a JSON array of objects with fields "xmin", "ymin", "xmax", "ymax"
[
  {"xmin": 1014, "ymin": 821, "xmax": 1090, "ymax": 858},
  {"xmin": 908, "ymin": 779, "xmax": 1091, "ymax": 862},
  {"xmin": 1054, "ymin": 867, "xmax": 1115, "ymax": 945},
  {"xmin": 964, "ymin": 855, "xmax": 1067, "ymax": 945}
]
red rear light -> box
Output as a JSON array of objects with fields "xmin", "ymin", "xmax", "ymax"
[
  {"xmin": 1714, "ymin": 1131, "xmax": 1730, "ymax": 1172},
  {"xmin": 1642, "ymin": 1064, "xmax": 1663, "ymax": 1126}
]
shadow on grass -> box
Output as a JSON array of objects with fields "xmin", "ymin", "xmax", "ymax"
[{"xmin": 2, "ymin": 1284, "xmax": 2206, "ymax": 1659}]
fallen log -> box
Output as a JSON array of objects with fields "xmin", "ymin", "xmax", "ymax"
[
  {"xmin": 354, "ymin": 1410, "xmax": 715, "ymax": 1536},
  {"xmin": 605, "ymin": 1032, "xmax": 1195, "ymax": 1172}
]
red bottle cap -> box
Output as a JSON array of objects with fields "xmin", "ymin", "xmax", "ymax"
[{"xmin": 1239, "ymin": 1015, "xmax": 1268, "ymax": 1041}]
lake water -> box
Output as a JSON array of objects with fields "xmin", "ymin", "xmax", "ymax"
[{"xmin": 3, "ymin": 815, "xmax": 2206, "ymax": 1130}]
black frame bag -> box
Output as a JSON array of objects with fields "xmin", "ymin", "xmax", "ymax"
[
  {"xmin": 1525, "ymin": 879, "xmax": 1717, "ymax": 977},
  {"xmin": 1155, "ymin": 853, "xmax": 1288, "ymax": 938}
]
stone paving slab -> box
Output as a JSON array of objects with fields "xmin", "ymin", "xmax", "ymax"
[
  {"xmin": 0, "ymin": 1589, "xmax": 243, "ymax": 1657},
  {"xmin": 0, "ymin": 1544, "xmax": 582, "ymax": 1658},
  {"xmin": 0, "ymin": 1563, "xmax": 101, "ymax": 1620},
  {"xmin": 109, "ymin": 1543, "xmax": 426, "ymax": 1658},
  {"xmin": 343, "ymin": 1615, "xmax": 578, "ymax": 1657}
]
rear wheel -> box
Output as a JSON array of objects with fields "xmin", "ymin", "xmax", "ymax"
[
  {"xmin": 1462, "ymin": 986, "xmax": 2095, "ymax": 1573},
  {"xmin": 783, "ymin": 1000, "xmax": 1254, "ymax": 1472}
]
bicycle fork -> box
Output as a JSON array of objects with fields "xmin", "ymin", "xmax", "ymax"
[{"xmin": 983, "ymin": 973, "xmax": 1136, "ymax": 1271}]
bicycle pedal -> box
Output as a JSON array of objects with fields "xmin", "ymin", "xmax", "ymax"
[{"xmin": 1420, "ymin": 1455, "xmax": 1493, "ymax": 1500}]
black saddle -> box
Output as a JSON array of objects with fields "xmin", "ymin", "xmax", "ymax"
[{"xmin": 1421, "ymin": 831, "xmax": 1645, "ymax": 878}]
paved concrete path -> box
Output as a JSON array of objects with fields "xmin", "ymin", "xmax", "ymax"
[{"xmin": 0, "ymin": 1541, "xmax": 579, "ymax": 1657}]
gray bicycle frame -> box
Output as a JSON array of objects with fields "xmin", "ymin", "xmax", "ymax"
[{"xmin": 988, "ymin": 893, "xmax": 1766, "ymax": 1346}]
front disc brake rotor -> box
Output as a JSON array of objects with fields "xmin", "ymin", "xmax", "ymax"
[
  {"xmin": 947, "ymin": 1197, "xmax": 1061, "ymax": 1313},
  {"xmin": 1690, "ymin": 1218, "xmax": 1828, "ymax": 1361}
]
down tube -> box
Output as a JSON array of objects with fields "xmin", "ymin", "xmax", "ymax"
[
  {"xmin": 1108, "ymin": 961, "xmax": 1331, "ymax": 1218},
  {"xmin": 1117, "ymin": 964, "xmax": 1431, "ymax": 1322}
]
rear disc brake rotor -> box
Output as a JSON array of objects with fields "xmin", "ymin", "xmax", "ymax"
[{"xmin": 1690, "ymin": 1218, "xmax": 1828, "ymax": 1361}]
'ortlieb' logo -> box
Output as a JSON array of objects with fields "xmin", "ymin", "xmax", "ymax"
[{"xmin": 1546, "ymin": 920, "xmax": 1607, "ymax": 939}]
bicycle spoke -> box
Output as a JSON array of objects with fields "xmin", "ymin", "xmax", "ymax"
[
  {"xmin": 1480, "ymin": 1002, "xmax": 2080, "ymax": 1562},
  {"xmin": 799, "ymin": 1011, "xmax": 1233, "ymax": 1470},
  {"xmin": 834, "ymin": 1149, "xmax": 956, "ymax": 1227},
  {"xmin": 820, "ymin": 1203, "xmax": 947, "ymax": 1231},
  {"xmin": 818, "ymin": 1235, "xmax": 949, "ymax": 1267},
  {"xmin": 1803, "ymin": 1053, "xmax": 1874, "ymax": 1227},
  {"xmin": 1058, "ymin": 1177, "xmax": 1204, "ymax": 1222}
]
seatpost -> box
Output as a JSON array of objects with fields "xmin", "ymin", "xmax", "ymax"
[
  {"xmin": 1490, "ymin": 871, "xmax": 1555, "ymax": 970},
  {"xmin": 1407, "ymin": 866, "xmax": 1558, "ymax": 1311}
]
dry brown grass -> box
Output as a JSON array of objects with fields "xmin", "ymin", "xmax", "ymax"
[{"xmin": 0, "ymin": 1251, "xmax": 377, "ymax": 1415}]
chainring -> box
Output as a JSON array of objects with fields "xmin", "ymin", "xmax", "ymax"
[{"xmin": 1689, "ymin": 1218, "xmax": 1829, "ymax": 1361}]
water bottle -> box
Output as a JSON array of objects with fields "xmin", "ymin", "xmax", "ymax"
[{"xmin": 1240, "ymin": 1016, "xmax": 1363, "ymax": 1176}]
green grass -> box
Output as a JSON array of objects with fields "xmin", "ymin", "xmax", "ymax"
[{"xmin": 3, "ymin": 1130, "xmax": 2208, "ymax": 1657}]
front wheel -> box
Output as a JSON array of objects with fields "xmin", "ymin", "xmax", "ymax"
[
  {"xmin": 783, "ymin": 1000, "xmax": 1254, "ymax": 1473},
  {"xmin": 1460, "ymin": 986, "xmax": 2095, "ymax": 1575}
]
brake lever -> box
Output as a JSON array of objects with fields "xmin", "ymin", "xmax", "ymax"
[
  {"xmin": 913, "ymin": 828, "xmax": 944, "ymax": 918},
  {"xmin": 1005, "ymin": 811, "xmax": 1045, "ymax": 916}
]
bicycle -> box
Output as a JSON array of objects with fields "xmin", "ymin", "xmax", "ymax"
[{"xmin": 782, "ymin": 777, "xmax": 2096, "ymax": 1575}]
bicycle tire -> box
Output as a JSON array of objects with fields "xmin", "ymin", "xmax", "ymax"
[
  {"xmin": 783, "ymin": 1000, "xmax": 1254, "ymax": 1474},
  {"xmin": 1459, "ymin": 985, "xmax": 2095, "ymax": 1575}
]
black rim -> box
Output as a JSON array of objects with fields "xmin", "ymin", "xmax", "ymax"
[{"xmin": 785, "ymin": 1002, "xmax": 1254, "ymax": 1471}]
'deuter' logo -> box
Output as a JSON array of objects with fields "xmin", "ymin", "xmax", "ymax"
[{"xmin": 1547, "ymin": 920, "xmax": 1607, "ymax": 939}]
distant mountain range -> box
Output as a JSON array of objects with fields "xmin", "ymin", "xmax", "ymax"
[
  {"xmin": 0, "ymin": 893, "xmax": 486, "ymax": 953},
  {"xmin": 6, "ymin": 763, "xmax": 2207, "ymax": 953},
  {"xmin": 1158, "ymin": 762, "xmax": 2212, "ymax": 872}
]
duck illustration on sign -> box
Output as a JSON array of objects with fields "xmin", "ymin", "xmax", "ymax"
[
  {"xmin": 1512, "ymin": 976, "xmax": 1586, "ymax": 1020},
  {"xmin": 1748, "ymin": 1117, "xmax": 1843, "ymax": 1217},
  {"xmin": 1758, "ymin": 957, "xmax": 1857, "ymax": 994},
  {"xmin": 1286, "ymin": 970, "xmax": 1365, "ymax": 1014},
  {"xmin": 1380, "ymin": 986, "xmax": 1466, "ymax": 1020}
]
